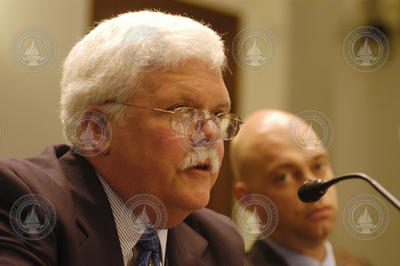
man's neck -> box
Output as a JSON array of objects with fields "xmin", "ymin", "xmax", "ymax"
[
  {"xmin": 269, "ymin": 234, "xmax": 327, "ymax": 262},
  {"xmin": 88, "ymin": 157, "xmax": 191, "ymax": 229}
]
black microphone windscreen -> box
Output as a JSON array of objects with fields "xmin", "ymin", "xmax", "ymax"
[{"xmin": 298, "ymin": 179, "xmax": 327, "ymax": 202}]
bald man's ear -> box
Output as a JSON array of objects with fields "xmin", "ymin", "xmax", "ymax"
[{"xmin": 234, "ymin": 180, "xmax": 248, "ymax": 201}]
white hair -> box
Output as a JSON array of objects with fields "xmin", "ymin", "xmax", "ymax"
[{"xmin": 60, "ymin": 10, "xmax": 226, "ymax": 144}]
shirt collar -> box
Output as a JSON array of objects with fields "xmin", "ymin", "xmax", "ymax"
[
  {"xmin": 97, "ymin": 173, "xmax": 168, "ymax": 265},
  {"xmin": 262, "ymin": 238, "xmax": 336, "ymax": 266}
]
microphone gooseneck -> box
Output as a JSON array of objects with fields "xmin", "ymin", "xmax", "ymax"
[{"xmin": 297, "ymin": 173, "xmax": 400, "ymax": 211}]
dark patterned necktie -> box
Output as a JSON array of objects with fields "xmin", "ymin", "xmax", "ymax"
[{"xmin": 135, "ymin": 229, "xmax": 161, "ymax": 266}]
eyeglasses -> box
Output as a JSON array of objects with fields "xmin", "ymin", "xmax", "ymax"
[{"xmin": 117, "ymin": 102, "xmax": 243, "ymax": 140}]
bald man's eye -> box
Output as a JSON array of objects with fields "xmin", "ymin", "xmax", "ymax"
[
  {"xmin": 314, "ymin": 162, "xmax": 325, "ymax": 172},
  {"xmin": 274, "ymin": 173, "xmax": 292, "ymax": 183}
]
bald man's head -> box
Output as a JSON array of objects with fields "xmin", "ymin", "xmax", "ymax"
[
  {"xmin": 231, "ymin": 110, "xmax": 291, "ymax": 181},
  {"xmin": 230, "ymin": 110, "xmax": 324, "ymax": 182},
  {"xmin": 231, "ymin": 109, "xmax": 338, "ymax": 248}
]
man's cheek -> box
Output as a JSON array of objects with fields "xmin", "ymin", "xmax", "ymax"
[{"xmin": 158, "ymin": 130, "xmax": 181, "ymax": 147}]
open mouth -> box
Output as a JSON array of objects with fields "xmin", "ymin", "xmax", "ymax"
[{"xmin": 193, "ymin": 163, "xmax": 210, "ymax": 171}]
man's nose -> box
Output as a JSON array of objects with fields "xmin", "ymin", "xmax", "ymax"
[
  {"xmin": 189, "ymin": 119, "xmax": 220, "ymax": 147},
  {"xmin": 202, "ymin": 119, "xmax": 221, "ymax": 140},
  {"xmin": 301, "ymin": 168, "xmax": 318, "ymax": 183}
]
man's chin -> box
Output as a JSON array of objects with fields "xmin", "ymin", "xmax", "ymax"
[
  {"xmin": 177, "ymin": 190, "xmax": 211, "ymax": 213},
  {"xmin": 303, "ymin": 223, "xmax": 334, "ymax": 241},
  {"xmin": 168, "ymin": 170, "xmax": 216, "ymax": 215}
]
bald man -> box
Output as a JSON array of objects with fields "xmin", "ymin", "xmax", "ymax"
[{"xmin": 231, "ymin": 110, "xmax": 371, "ymax": 266}]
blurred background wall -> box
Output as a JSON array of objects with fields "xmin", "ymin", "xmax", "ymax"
[
  {"xmin": 1, "ymin": 0, "xmax": 399, "ymax": 265},
  {"xmin": 0, "ymin": 0, "xmax": 90, "ymax": 155}
]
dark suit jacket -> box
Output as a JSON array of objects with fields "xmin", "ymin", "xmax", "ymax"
[
  {"xmin": 245, "ymin": 239, "xmax": 371, "ymax": 266},
  {"xmin": 0, "ymin": 145, "xmax": 244, "ymax": 266},
  {"xmin": 245, "ymin": 240, "xmax": 288, "ymax": 266}
]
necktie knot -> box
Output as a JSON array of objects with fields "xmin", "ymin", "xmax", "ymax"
[{"xmin": 135, "ymin": 228, "xmax": 161, "ymax": 266}]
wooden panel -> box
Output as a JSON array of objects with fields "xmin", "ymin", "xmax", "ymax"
[{"xmin": 93, "ymin": 0, "xmax": 239, "ymax": 216}]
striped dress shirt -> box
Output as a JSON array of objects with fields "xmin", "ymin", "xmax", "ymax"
[{"xmin": 97, "ymin": 173, "xmax": 167, "ymax": 266}]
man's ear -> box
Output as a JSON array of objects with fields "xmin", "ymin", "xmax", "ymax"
[
  {"xmin": 233, "ymin": 180, "xmax": 248, "ymax": 201},
  {"xmin": 80, "ymin": 107, "xmax": 112, "ymax": 156}
]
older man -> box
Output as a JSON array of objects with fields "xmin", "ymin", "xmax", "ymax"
[
  {"xmin": 231, "ymin": 110, "xmax": 342, "ymax": 266},
  {"xmin": 0, "ymin": 11, "xmax": 244, "ymax": 266}
]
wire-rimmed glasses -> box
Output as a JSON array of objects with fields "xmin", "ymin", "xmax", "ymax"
[{"xmin": 118, "ymin": 102, "xmax": 243, "ymax": 140}]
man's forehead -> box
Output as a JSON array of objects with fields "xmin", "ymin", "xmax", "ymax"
[
  {"xmin": 247, "ymin": 130, "xmax": 327, "ymax": 163},
  {"xmin": 150, "ymin": 82, "xmax": 231, "ymax": 109},
  {"xmin": 139, "ymin": 64, "xmax": 231, "ymax": 109}
]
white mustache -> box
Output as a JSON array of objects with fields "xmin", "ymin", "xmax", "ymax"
[{"xmin": 178, "ymin": 148, "xmax": 220, "ymax": 175}]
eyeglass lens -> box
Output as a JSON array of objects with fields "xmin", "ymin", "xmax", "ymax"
[{"xmin": 171, "ymin": 108, "xmax": 239, "ymax": 140}]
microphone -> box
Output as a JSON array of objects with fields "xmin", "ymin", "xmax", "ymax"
[
  {"xmin": 298, "ymin": 179, "xmax": 333, "ymax": 202},
  {"xmin": 298, "ymin": 173, "xmax": 400, "ymax": 211}
]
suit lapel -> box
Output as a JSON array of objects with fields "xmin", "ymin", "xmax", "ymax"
[
  {"xmin": 166, "ymin": 221, "xmax": 209, "ymax": 266},
  {"xmin": 59, "ymin": 150, "xmax": 124, "ymax": 266},
  {"xmin": 246, "ymin": 239, "xmax": 289, "ymax": 266}
]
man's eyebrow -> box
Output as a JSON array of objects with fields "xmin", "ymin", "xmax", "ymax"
[
  {"xmin": 167, "ymin": 91, "xmax": 231, "ymax": 111},
  {"xmin": 270, "ymin": 163, "xmax": 294, "ymax": 171},
  {"xmin": 266, "ymin": 162, "xmax": 295, "ymax": 175},
  {"xmin": 312, "ymin": 153, "xmax": 329, "ymax": 161}
]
